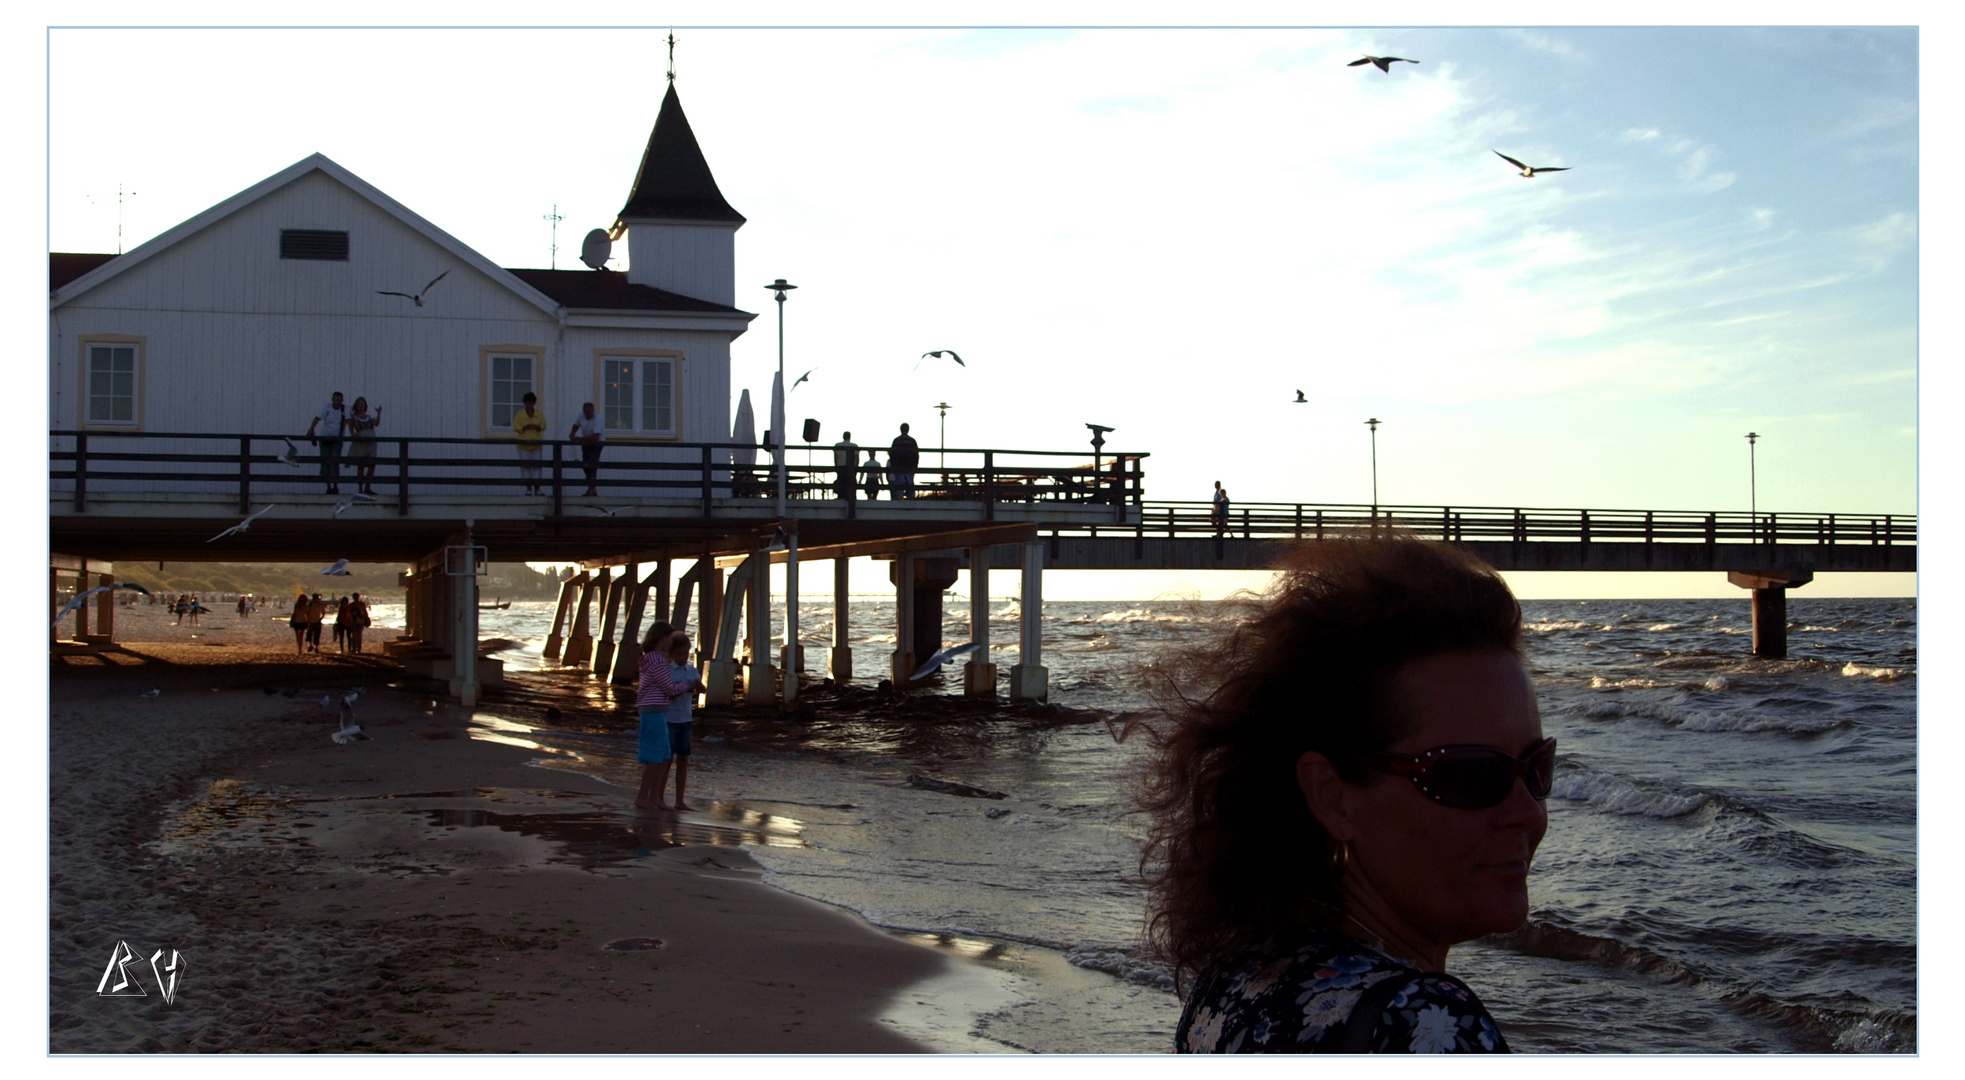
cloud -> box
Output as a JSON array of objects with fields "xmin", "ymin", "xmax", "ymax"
[
  {"xmin": 1621, "ymin": 127, "xmax": 1661, "ymax": 142},
  {"xmin": 1857, "ymin": 211, "xmax": 1915, "ymax": 250},
  {"xmin": 1504, "ymin": 29, "xmax": 1585, "ymax": 62}
]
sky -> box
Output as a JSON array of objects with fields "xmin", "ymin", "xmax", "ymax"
[{"xmin": 22, "ymin": 6, "xmax": 1931, "ymax": 601}]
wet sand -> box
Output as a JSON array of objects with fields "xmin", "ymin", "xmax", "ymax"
[{"xmin": 49, "ymin": 638, "xmax": 955, "ymax": 1053}]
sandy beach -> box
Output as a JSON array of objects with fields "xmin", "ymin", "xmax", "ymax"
[{"xmin": 49, "ymin": 613, "xmax": 975, "ymax": 1054}]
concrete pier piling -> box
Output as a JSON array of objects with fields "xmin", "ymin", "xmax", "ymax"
[
  {"xmin": 592, "ymin": 565, "xmax": 626, "ymax": 679},
  {"xmin": 1010, "ymin": 539, "xmax": 1047, "ymax": 702},
  {"xmin": 543, "ymin": 573, "xmax": 581, "ymax": 661},
  {"xmin": 831, "ymin": 557, "xmax": 852, "ymax": 683},
  {"xmin": 1728, "ymin": 569, "xmax": 1813, "ymax": 659},
  {"xmin": 745, "ymin": 547, "xmax": 775, "ymax": 705},
  {"xmin": 563, "ymin": 570, "xmax": 600, "ymax": 667},
  {"xmin": 965, "ymin": 545, "xmax": 995, "ymax": 698}
]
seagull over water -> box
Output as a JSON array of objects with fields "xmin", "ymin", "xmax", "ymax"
[
  {"xmin": 1348, "ymin": 55, "xmax": 1419, "ymax": 72},
  {"xmin": 910, "ymin": 642, "xmax": 982, "ymax": 681},
  {"xmin": 321, "ymin": 559, "xmax": 351, "ymax": 576},
  {"xmin": 376, "ymin": 269, "xmax": 450, "ymax": 307},
  {"xmin": 51, "ymin": 582, "xmax": 152, "ymax": 628},
  {"xmin": 1494, "ymin": 150, "xmax": 1571, "ymax": 178},
  {"xmin": 915, "ymin": 350, "xmax": 965, "ymax": 371},
  {"xmin": 208, "ymin": 504, "xmax": 276, "ymax": 542}
]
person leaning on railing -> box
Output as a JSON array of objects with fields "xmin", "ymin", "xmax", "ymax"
[{"xmin": 1135, "ymin": 536, "xmax": 1548, "ymax": 1053}]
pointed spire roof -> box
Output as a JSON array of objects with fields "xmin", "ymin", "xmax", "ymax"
[{"xmin": 613, "ymin": 83, "xmax": 745, "ymax": 231}]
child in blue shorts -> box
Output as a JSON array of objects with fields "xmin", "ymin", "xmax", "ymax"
[
  {"xmin": 654, "ymin": 632, "xmax": 707, "ymax": 810},
  {"xmin": 634, "ymin": 623, "xmax": 682, "ymax": 810}
]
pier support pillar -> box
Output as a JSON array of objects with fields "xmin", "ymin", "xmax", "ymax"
[
  {"xmin": 781, "ymin": 527, "xmax": 801, "ymax": 703},
  {"xmin": 593, "ymin": 565, "xmax": 626, "ymax": 680},
  {"xmin": 890, "ymin": 556, "xmax": 959, "ymax": 683},
  {"xmin": 612, "ymin": 561, "xmax": 658, "ymax": 687},
  {"xmin": 706, "ymin": 554, "xmax": 756, "ymax": 706},
  {"xmin": 746, "ymin": 546, "xmax": 776, "ymax": 705},
  {"xmin": 563, "ymin": 571, "xmax": 599, "ymax": 667},
  {"xmin": 543, "ymin": 573, "xmax": 579, "ymax": 660},
  {"xmin": 96, "ymin": 572, "xmax": 116, "ymax": 643},
  {"xmin": 831, "ymin": 556, "xmax": 853, "ymax": 683},
  {"xmin": 891, "ymin": 553, "xmax": 916, "ymax": 683},
  {"xmin": 446, "ymin": 533, "xmax": 484, "ymax": 708},
  {"xmin": 697, "ymin": 556, "xmax": 723, "ymax": 665},
  {"xmin": 72, "ymin": 566, "xmax": 90, "ymax": 639},
  {"xmin": 965, "ymin": 545, "xmax": 995, "ymax": 698},
  {"xmin": 1010, "ymin": 540, "xmax": 1047, "ymax": 703},
  {"xmin": 1727, "ymin": 570, "xmax": 1813, "ymax": 659}
]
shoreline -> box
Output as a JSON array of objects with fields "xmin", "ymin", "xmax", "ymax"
[{"xmin": 49, "ymin": 640, "xmax": 1019, "ymax": 1054}]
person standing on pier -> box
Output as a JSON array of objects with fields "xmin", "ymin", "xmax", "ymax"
[
  {"xmin": 862, "ymin": 448, "xmax": 884, "ymax": 500},
  {"xmin": 306, "ymin": 391, "xmax": 349, "ymax": 494},
  {"xmin": 833, "ymin": 431, "xmax": 860, "ymax": 500},
  {"xmin": 346, "ymin": 397, "xmax": 381, "ymax": 496},
  {"xmin": 570, "ymin": 402, "xmax": 606, "ymax": 497},
  {"xmin": 514, "ymin": 392, "xmax": 547, "ymax": 495},
  {"xmin": 890, "ymin": 423, "xmax": 920, "ymax": 499},
  {"xmin": 1211, "ymin": 481, "xmax": 1231, "ymax": 535}
]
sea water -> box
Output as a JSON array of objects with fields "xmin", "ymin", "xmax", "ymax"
[{"xmin": 369, "ymin": 595, "xmax": 1917, "ymax": 1053}]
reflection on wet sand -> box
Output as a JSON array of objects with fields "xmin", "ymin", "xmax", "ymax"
[{"xmin": 419, "ymin": 798, "xmax": 806, "ymax": 868}]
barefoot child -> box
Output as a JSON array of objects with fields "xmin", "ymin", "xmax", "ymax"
[
  {"xmin": 652, "ymin": 632, "xmax": 708, "ymax": 810},
  {"xmin": 633, "ymin": 622, "xmax": 683, "ymax": 810}
]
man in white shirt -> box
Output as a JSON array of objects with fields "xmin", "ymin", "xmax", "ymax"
[
  {"xmin": 306, "ymin": 392, "xmax": 349, "ymax": 494},
  {"xmin": 833, "ymin": 431, "xmax": 859, "ymax": 501},
  {"xmin": 569, "ymin": 402, "xmax": 606, "ymax": 496}
]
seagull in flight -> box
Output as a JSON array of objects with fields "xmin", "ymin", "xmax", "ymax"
[
  {"xmin": 333, "ymin": 686, "xmax": 368, "ymax": 743},
  {"xmin": 1494, "ymin": 150, "xmax": 1571, "ymax": 178},
  {"xmin": 208, "ymin": 504, "xmax": 276, "ymax": 542},
  {"xmin": 51, "ymin": 583, "xmax": 152, "ymax": 628},
  {"xmin": 790, "ymin": 369, "xmax": 814, "ymax": 391},
  {"xmin": 321, "ymin": 559, "xmax": 351, "ymax": 576},
  {"xmin": 351, "ymin": 492, "xmax": 379, "ymax": 503},
  {"xmin": 277, "ymin": 438, "xmax": 302, "ymax": 468},
  {"xmin": 140, "ymin": 689, "xmax": 161, "ymax": 699},
  {"xmin": 588, "ymin": 505, "xmax": 626, "ymax": 517},
  {"xmin": 376, "ymin": 269, "xmax": 450, "ymax": 307},
  {"xmin": 915, "ymin": 350, "xmax": 965, "ymax": 371},
  {"xmin": 910, "ymin": 642, "xmax": 982, "ymax": 681},
  {"xmin": 332, "ymin": 499, "xmax": 354, "ymax": 518},
  {"xmin": 1293, "ymin": 390, "xmax": 1307, "ymax": 403},
  {"xmin": 1348, "ymin": 55, "xmax": 1419, "ymax": 72}
]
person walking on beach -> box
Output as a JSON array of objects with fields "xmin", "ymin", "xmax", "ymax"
[
  {"xmin": 889, "ymin": 423, "xmax": 920, "ymax": 499},
  {"xmin": 570, "ymin": 402, "xmax": 605, "ymax": 497},
  {"xmin": 513, "ymin": 392, "xmax": 547, "ymax": 495},
  {"xmin": 833, "ymin": 431, "xmax": 860, "ymax": 501},
  {"xmin": 289, "ymin": 588, "xmax": 309, "ymax": 653},
  {"xmin": 333, "ymin": 596, "xmax": 352, "ymax": 653},
  {"xmin": 347, "ymin": 592, "xmax": 371, "ymax": 654},
  {"xmin": 650, "ymin": 632, "xmax": 708, "ymax": 811},
  {"xmin": 861, "ymin": 449, "xmax": 884, "ymax": 501},
  {"xmin": 306, "ymin": 391, "xmax": 350, "ymax": 494},
  {"xmin": 632, "ymin": 622, "xmax": 688, "ymax": 811},
  {"xmin": 1211, "ymin": 480, "xmax": 1231, "ymax": 535},
  {"xmin": 346, "ymin": 397, "xmax": 382, "ymax": 495},
  {"xmin": 306, "ymin": 593, "xmax": 327, "ymax": 653}
]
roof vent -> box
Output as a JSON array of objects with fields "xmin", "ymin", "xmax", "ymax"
[{"xmin": 281, "ymin": 229, "xmax": 349, "ymax": 261}]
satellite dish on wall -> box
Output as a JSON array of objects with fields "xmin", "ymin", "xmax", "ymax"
[{"xmin": 579, "ymin": 229, "xmax": 612, "ymax": 270}]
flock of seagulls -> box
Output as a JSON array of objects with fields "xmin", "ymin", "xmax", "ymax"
[{"xmin": 1347, "ymin": 53, "xmax": 1572, "ymax": 179}]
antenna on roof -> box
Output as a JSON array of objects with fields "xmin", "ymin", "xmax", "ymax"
[
  {"xmin": 667, "ymin": 29, "xmax": 677, "ymax": 83},
  {"xmin": 542, "ymin": 203, "xmax": 566, "ymax": 270},
  {"xmin": 87, "ymin": 183, "xmax": 138, "ymax": 254},
  {"xmin": 580, "ymin": 229, "xmax": 612, "ymax": 271}
]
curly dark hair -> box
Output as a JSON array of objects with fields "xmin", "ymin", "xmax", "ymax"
[{"xmin": 1132, "ymin": 536, "xmax": 1524, "ymax": 990}]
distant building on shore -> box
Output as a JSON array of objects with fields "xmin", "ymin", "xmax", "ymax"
[{"xmin": 48, "ymin": 84, "xmax": 755, "ymax": 454}]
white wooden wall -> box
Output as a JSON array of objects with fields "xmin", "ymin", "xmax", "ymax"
[
  {"xmin": 50, "ymin": 169, "xmax": 739, "ymax": 496},
  {"xmin": 624, "ymin": 220, "xmax": 738, "ymax": 307}
]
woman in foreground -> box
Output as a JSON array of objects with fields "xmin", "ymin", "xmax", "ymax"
[{"xmin": 1137, "ymin": 537, "xmax": 1552, "ymax": 1053}]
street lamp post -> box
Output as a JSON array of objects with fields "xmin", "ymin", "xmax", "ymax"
[
  {"xmin": 1365, "ymin": 417, "xmax": 1381, "ymax": 520},
  {"xmin": 935, "ymin": 402, "xmax": 951, "ymax": 470},
  {"xmin": 765, "ymin": 279, "xmax": 797, "ymax": 519},
  {"xmin": 1746, "ymin": 431, "xmax": 1759, "ymax": 539}
]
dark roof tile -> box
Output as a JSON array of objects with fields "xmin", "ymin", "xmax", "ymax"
[
  {"xmin": 51, "ymin": 252, "xmax": 118, "ymax": 291},
  {"xmin": 506, "ymin": 268, "xmax": 750, "ymax": 315},
  {"xmin": 615, "ymin": 84, "xmax": 745, "ymax": 227}
]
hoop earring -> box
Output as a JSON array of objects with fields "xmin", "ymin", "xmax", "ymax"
[{"xmin": 1329, "ymin": 840, "xmax": 1350, "ymax": 875}]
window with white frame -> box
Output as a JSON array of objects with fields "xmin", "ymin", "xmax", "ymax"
[
  {"xmin": 85, "ymin": 343, "xmax": 138, "ymax": 426},
  {"xmin": 601, "ymin": 355, "xmax": 677, "ymax": 437},
  {"xmin": 487, "ymin": 353, "xmax": 536, "ymax": 431}
]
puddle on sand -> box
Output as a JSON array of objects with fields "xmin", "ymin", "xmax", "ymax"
[{"xmin": 417, "ymin": 799, "xmax": 808, "ymax": 868}]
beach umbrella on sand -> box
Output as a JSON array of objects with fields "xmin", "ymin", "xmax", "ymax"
[{"xmin": 731, "ymin": 389, "xmax": 756, "ymax": 468}]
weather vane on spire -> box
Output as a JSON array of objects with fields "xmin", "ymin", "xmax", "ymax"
[{"xmin": 666, "ymin": 30, "xmax": 676, "ymax": 83}]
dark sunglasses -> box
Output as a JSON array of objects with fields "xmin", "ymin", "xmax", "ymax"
[{"xmin": 1342, "ymin": 737, "xmax": 1557, "ymax": 809}]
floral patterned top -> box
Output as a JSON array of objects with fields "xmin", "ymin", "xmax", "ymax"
[{"xmin": 1175, "ymin": 924, "xmax": 1510, "ymax": 1053}]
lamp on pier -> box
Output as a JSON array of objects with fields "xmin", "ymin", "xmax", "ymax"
[
  {"xmin": 935, "ymin": 402, "xmax": 952, "ymax": 470},
  {"xmin": 764, "ymin": 278, "xmax": 797, "ymax": 518},
  {"xmin": 1746, "ymin": 431, "xmax": 1760, "ymax": 531},
  {"xmin": 1365, "ymin": 418, "xmax": 1382, "ymax": 516}
]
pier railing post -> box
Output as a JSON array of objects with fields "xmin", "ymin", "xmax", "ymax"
[
  {"xmin": 983, "ymin": 451, "xmax": 996, "ymax": 522},
  {"xmin": 396, "ymin": 439, "xmax": 409, "ymax": 515},
  {"xmin": 552, "ymin": 444, "xmax": 564, "ymax": 518},
  {"xmin": 238, "ymin": 436, "xmax": 252, "ymax": 515},
  {"xmin": 701, "ymin": 444, "xmax": 714, "ymax": 517},
  {"xmin": 1295, "ymin": 504, "xmax": 1303, "ymax": 539},
  {"xmin": 73, "ymin": 433, "xmax": 87, "ymax": 512}
]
